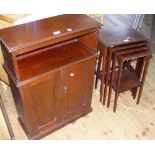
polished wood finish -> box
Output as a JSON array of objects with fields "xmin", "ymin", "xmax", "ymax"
[
  {"xmin": 112, "ymin": 68, "xmax": 141, "ymax": 93},
  {"xmin": 96, "ymin": 25, "xmax": 149, "ymax": 104},
  {"xmin": 17, "ymin": 41, "xmax": 95, "ymax": 81},
  {"xmin": 0, "ymin": 14, "xmax": 101, "ymax": 139},
  {"xmin": 132, "ymin": 57, "xmax": 144, "ymax": 98},
  {"xmin": 99, "ymin": 25, "xmax": 146, "ymax": 48},
  {"xmin": 107, "ymin": 48, "xmax": 151, "ymax": 109},
  {"xmin": 104, "ymin": 45, "xmax": 149, "ymax": 106},
  {"xmin": 0, "ymin": 14, "xmax": 101, "ymax": 54},
  {"xmin": 111, "ymin": 50, "xmax": 152, "ymax": 112},
  {"xmin": 95, "ymin": 25, "xmax": 152, "ymax": 112},
  {"xmin": 1, "ymin": 54, "xmax": 155, "ymax": 140},
  {"xmin": 136, "ymin": 57, "xmax": 151, "ymax": 105}
]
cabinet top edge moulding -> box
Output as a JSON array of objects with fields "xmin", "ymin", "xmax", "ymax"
[{"xmin": 0, "ymin": 14, "xmax": 102, "ymax": 54}]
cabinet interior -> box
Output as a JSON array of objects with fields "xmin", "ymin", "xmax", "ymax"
[{"xmin": 16, "ymin": 39, "xmax": 95, "ymax": 81}]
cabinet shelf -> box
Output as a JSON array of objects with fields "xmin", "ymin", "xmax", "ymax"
[{"xmin": 17, "ymin": 41, "xmax": 95, "ymax": 81}]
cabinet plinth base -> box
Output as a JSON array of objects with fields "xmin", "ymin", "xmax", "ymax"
[{"xmin": 18, "ymin": 107, "xmax": 92, "ymax": 140}]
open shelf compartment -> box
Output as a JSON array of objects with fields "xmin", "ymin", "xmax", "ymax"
[{"xmin": 17, "ymin": 40, "xmax": 95, "ymax": 81}]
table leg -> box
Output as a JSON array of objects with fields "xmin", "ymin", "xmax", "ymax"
[
  {"xmin": 132, "ymin": 57, "xmax": 144, "ymax": 99},
  {"xmin": 113, "ymin": 60, "xmax": 123, "ymax": 112},
  {"xmin": 137, "ymin": 57, "xmax": 151, "ymax": 104},
  {"xmin": 100, "ymin": 47, "xmax": 107, "ymax": 102},
  {"xmin": 102, "ymin": 48, "xmax": 111, "ymax": 105},
  {"xmin": 107, "ymin": 55, "xmax": 116, "ymax": 108},
  {"xmin": 95, "ymin": 50, "xmax": 103, "ymax": 89}
]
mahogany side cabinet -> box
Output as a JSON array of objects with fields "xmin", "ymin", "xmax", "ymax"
[{"xmin": 0, "ymin": 14, "xmax": 101, "ymax": 139}]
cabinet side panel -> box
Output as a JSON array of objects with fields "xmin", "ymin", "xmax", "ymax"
[
  {"xmin": 86, "ymin": 58, "xmax": 96, "ymax": 108},
  {"xmin": 8, "ymin": 77, "xmax": 24, "ymax": 123},
  {"xmin": 0, "ymin": 43, "xmax": 16, "ymax": 78},
  {"xmin": 79, "ymin": 31, "xmax": 99, "ymax": 52}
]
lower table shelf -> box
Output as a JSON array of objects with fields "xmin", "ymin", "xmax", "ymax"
[{"xmin": 112, "ymin": 68, "xmax": 141, "ymax": 93}]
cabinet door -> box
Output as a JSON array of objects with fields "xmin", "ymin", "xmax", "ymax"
[
  {"xmin": 22, "ymin": 71, "xmax": 63, "ymax": 134},
  {"xmin": 63, "ymin": 58, "xmax": 96, "ymax": 119}
]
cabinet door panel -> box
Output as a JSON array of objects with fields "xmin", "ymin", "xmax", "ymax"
[
  {"xmin": 63, "ymin": 58, "xmax": 96, "ymax": 118},
  {"xmin": 67, "ymin": 63, "xmax": 86, "ymax": 112},
  {"xmin": 22, "ymin": 71, "xmax": 63, "ymax": 133},
  {"xmin": 30, "ymin": 77, "xmax": 56, "ymax": 127}
]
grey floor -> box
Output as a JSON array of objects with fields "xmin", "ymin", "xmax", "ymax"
[{"xmin": 103, "ymin": 14, "xmax": 155, "ymax": 53}]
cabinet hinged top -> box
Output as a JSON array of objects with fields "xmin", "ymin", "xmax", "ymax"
[{"xmin": 0, "ymin": 14, "xmax": 102, "ymax": 54}]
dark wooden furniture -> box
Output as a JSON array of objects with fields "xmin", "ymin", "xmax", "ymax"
[
  {"xmin": 0, "ymin": 94, "xmax": 15, "ymax": 139},
  {"xmin": 109, "ymin": 49, "xmax": 151, "ymax": 112},
  {"xmin": 95, "ymin": 25, "xmax": 152, "ymax": 112},
  {"xmin": 0, "ymin": 14, "xmax": 101, "ymax": 139}
]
